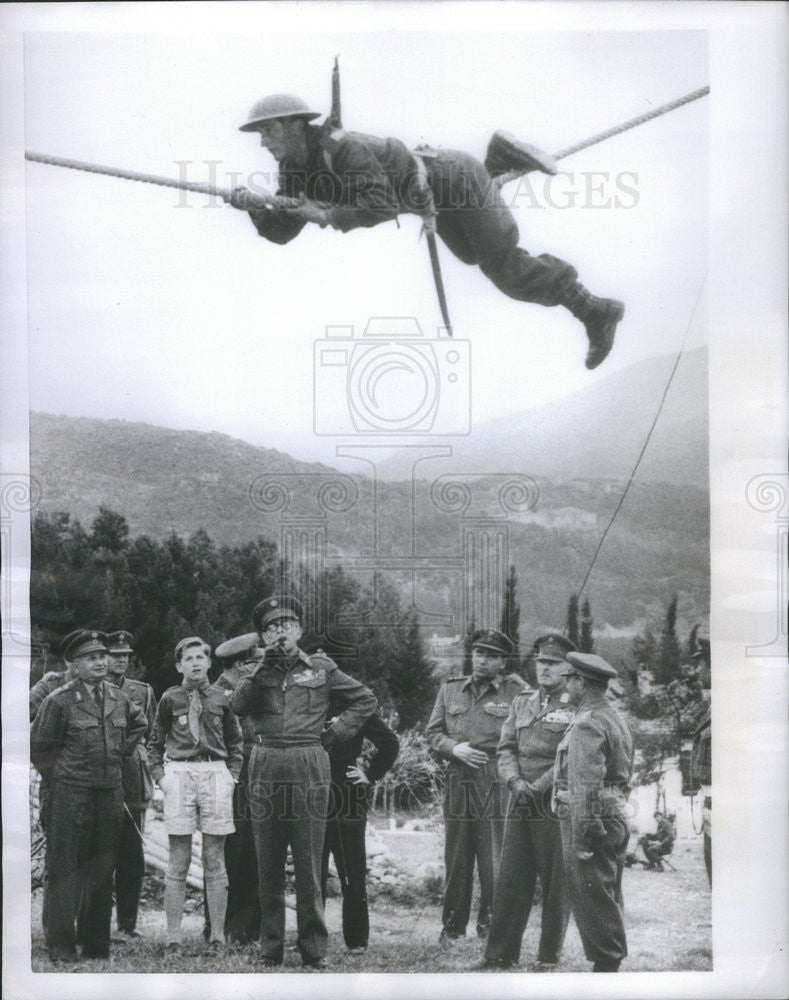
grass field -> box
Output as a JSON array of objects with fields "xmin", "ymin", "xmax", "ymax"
[{"xmin": 30, "ymin": 829, "xmax": 711, "ymax": 974}]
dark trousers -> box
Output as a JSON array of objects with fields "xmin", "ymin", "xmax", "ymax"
[
  {"xmin": 46, "ymin": 783, "xmax": 124, "ymax": 958},
  {"xmin": 428, "ymin": 150, "xmax": 579, "ymax": 308},
  {"xmin": 249, "ymin": 744, "xmax": 330, "ymax": 963},
  {"xmin": 441, "ymin": 761, "xmax": 505, "ymax": 936},
  {"xmin": 561, "ymin": 812, "xmax": 629, "ymax": 966},
  {"xmin": 225, "ymin": 761, "xmax": 261, "ymax": 942},
  {"xmin": 321, "ymin": 781, "xmax": 371, "ymax": 949},
  {"xmin": 486, "ymin": 792, "xmax": 569, "ymax": 965},
  {"xmin": 114, "ymin": 805, "xmax": 145, "ymax": 931}
]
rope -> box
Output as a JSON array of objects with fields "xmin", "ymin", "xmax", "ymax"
[
  {"xmin": 495, "ymin": 85, "xmax": 710, "ymax": 187},
  {"xmin": 574, "ymin": 274, "xmax": 707, "ymax": 602},
  {"xmin": 24, "ymin": 150, "xmax": 303, "ymax": 210}
]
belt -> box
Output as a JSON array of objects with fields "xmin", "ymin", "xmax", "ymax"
[
  {"xmin": 254, "ymin": 736, "xmax": 321, "ymax": 748},
  {"xmin": 175, "ymin": 753, "xmax": 224, "ymax": 763}
]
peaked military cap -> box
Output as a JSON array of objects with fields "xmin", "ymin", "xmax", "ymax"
[
  {"xmin": 562, "ymin": 651, "xmax": 619, "ymax": 684},
  {"xmin": 253, "ymin": 594, "xmax": 304, "ymax": 631},
  {"xmin": 61, "ymin": 628, "xmax": 109, "ymax": 661},
  {"xmin": 470, "ymin": 627, "xmax": 514, "ymax": 657},
  {"xmin": 107, "ymin": 630, "xmax": 134, "ymax": 653},
  {"xmin": 174, "ymin": 635, "xmax": 211, "ymax": 660},
  {"xmin": 534, "ymin": 631, "xmax": 577, "ymax": 660},
  {"xmin": 215, "ymin": 632, "xmax": 259, "ymax": 660}
]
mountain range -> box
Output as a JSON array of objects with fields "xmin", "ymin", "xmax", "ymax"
[{"xmin": 28, "ymin": 346, "xmax": 709, "ymax": 638}]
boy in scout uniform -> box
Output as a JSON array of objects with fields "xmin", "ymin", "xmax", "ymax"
[
  {"xmin": 553, "ymin": 652, "xmax": 634, "ymax": 973},
  {"xmin": 104, "ymin": 630, "xmax": 156, "ymax": 939},
  {"xmin": 231, "ymin": 595, "xmax": 377, "ymax": 969},
  {"xmin": 31, "ymin": 629, "xmax": 148, "ymax": 963},
  {"xmin": 426, "ymin": 628, "xmax": 528, "ymax": 942},
  {"xmin": 479, "ymin": 632, "xmax": 576, "ymax": 970},
  {"xmin": 148, "ymin": 636, "xmax": 244, "ymax": 954}
]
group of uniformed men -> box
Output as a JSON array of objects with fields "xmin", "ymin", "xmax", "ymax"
[{"xmin": 31, "ymin": 595, "xmax": 634, "ymax": 972}]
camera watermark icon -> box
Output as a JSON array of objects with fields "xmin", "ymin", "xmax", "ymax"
[{"xmin": 313, "ymin": 317, "xmax": 471, "ymax": 437}]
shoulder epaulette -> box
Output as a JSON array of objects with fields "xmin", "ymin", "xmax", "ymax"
[
  {"xmin": 308, "ymin": 649, "xmax": 337, "ymax": 670},
  {"xmin": 445, "ymin": 675, "xmax": 466, "ymax": 684},
  {"xmin": 51, "ymin": 678, "xmax": 79, "ymax": 696}
]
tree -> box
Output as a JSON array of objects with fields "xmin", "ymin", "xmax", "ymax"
[
  {"xmin": 656, "ymin": 595, "xmax": 681, "ymax": 685},
  {"xmin": 580, "ymin": 597, "xmax": 595, "ymax": 653},
  {"xmin": 388, "ymin": 615, "xmax": 436, "ymax": 729},
  {"xmin": 499, "ymin": 565, "xmax": 521, "ymax": 671},
  {"xmin": 565, "ymin": 593, "xmax": 580, "ymax": 648},
  {"xmin": 89, "ymin": 506, "xmax": 130, "ymax": 554},
  {"xmin": 462, "ymin": 616, "xmax": 476, "ymax": 677}
]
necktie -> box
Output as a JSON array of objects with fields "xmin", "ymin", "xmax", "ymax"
[
  {"xmin": 187, "ymin": 688, "xmax": 203, "ymax": 743},
  {"xmin": 94, "ymin": 685, "xmax": 103, "ymax": 708}
]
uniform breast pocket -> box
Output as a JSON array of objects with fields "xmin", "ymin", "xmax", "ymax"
[
  {"xmin": 446, "ymin": 704, "xmax": 469, "ymax": 735},
  {"xmin": 294, "ymin": 676, "xmax": 328, "ymax": 709}
]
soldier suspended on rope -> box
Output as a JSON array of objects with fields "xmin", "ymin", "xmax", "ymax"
[{"xmin": 229, "ymin": 82, "xmax": 625, "ymax": 370}]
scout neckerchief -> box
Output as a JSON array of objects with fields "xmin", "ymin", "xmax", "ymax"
[{"xmin": 181, "ymin": 677, "xmax": 210, "ymax": 744}]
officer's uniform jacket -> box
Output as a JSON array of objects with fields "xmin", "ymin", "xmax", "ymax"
[
  {"xmin": 31, "ymin": 679, "xmax": 148, "ymax": 789},
  {"xmin": 231, "ymin": 647, "xmax": 377, "ymax": 747},
  {"xmin": 552, "ymin": 694, "xmax": 634, "ymax": 854},
  {"xmin": 148, "ymin": 682, "xmax": 244, "ymax": 782},
  {"xmin": 107, "ymin": 675, "xmax": 156, "ymax": 808},
  {"xmin": 497, "ymin": 688, "xmax": 574, "ymax": 796},
  {"xmin": 426, "ymin": 673, "xmax": 528, "ymax": 759}
]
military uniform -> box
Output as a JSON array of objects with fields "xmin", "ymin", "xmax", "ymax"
[
  {"xmin": 320, "ymin": 712, "xmax": 399, "ymax": 950},
  {"xmin": 426, "ymin": 668, "xmax": 527, "ymax": 938},
  {"xmin": 31, "ymin": 674, "xmax": 147, "ymax": 960},
  {"xmin": 485, "ymin": 688, "xmax": 574, "ymax": 967},
  {"xmin": 106, "ymin": 671, "xmax": 156, "ymax": 935},
  {"xmin": 245, "ymin": 125, "xmax": 579, "ymax": 307},
  {"xmin": 553, "ymin": 653, "xmax": 634, "ymax": 972},
  {"xmin": 231, "ymin": 599, "xmax": 376, "ymax": 967},
  {"xmin": 214, "ymin": 659, "xmax": 262, "ymax": 943}
]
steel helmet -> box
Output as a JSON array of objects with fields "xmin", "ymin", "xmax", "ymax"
[{"xmin": 239, "ymin": 93, "xmax": 321, "ymax": 132}]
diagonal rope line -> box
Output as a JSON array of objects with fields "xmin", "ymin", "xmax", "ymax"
[{"xmin": 575, "ymin": 275, "xmax": 708, "ymax": 602}]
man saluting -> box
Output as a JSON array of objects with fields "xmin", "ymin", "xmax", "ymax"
[{"xmin": 229, "ymin": 94, "xmax": 624, "ymax": 370}]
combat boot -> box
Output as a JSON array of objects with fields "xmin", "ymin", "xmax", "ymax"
[{"xmin": 562, "ymin": 283, "xmax": 625, "ymax": 370}]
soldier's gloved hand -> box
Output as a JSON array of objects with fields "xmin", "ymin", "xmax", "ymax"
[
  {"xmin": 575, "ymin": 849, "xmax": 594, "ymax": 861},
  {"xmin": 507, "ymin": 776, "xmax": 532, "ymax": 799},
  {"xmin": 451, "ymin": 742, "xmax": 489, "ymax": 768}
]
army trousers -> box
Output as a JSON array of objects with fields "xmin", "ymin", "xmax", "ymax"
[
  {"xmin": 441, "ymin": 759, "xmax": 506, "ymax": 937},
  {"xmin": 225, "ymin": 759, "xmax": 261, "ymax": 942},
  {"xmin": 426, "ymin": 150, "xmax": 580, "ymax": 309},
  {"xmin": 248, "ymin": 743, "xmax": 330, "ymax": 964},
  {"xmin": 486, "ymin": 791, "xmax": 569, "ymax": 965},
  {"xmin": 114, "ymin": 805, "xmax": 145, "ymax": 932},
  {"xmin": 321, "ymin": 780, "xmax": 373, "ymax": 950},
  {"xmin": 560, "ymin": 811, "xmax": 629, "ymax": 967},
  {"xmin": 45, "ymin": 782, "xmax": 124, "ymax": 959}
]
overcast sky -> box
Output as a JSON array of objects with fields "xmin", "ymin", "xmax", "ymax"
[{"xmin": 23, "ymin": 26, "xmax": 708, "ymax": 464}]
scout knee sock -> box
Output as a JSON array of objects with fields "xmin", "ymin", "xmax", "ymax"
[
  {"xmin": 165, "ymin": 876, "xmax": 187, "ymax": 942},
  {"xmin": 205, "ymin": 875, "xmax": 229, "ymax": 944}
]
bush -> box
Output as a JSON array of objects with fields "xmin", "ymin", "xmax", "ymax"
[{"xmin": 372, "ymin": 727, "xmax": 444, "ymax": 816}]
